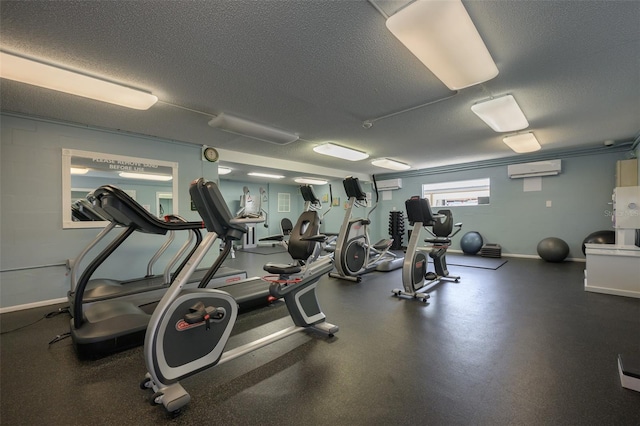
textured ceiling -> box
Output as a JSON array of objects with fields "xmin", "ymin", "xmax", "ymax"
[{"xmin": 1, "ymin": 0, "xmax": 639, "ymax": 182}]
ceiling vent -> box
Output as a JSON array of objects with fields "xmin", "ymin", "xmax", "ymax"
[{"xmin": 208, "ymin": 113, "xmax": 299, "ymax": 145}]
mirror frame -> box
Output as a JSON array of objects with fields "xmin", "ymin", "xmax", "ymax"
[{"xmin": 62, "ymin": 148, "xmax": 179, "ymax": 229}]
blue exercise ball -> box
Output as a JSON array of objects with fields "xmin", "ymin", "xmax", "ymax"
[
  {"xmin": 581, "ymin": 230, "xmax": 615, "ymax": 255},
  {"xmin": 460, "ymin": 231, "xmax": 483, "ymax": 255},
  {"xmin": 537, "ymin": 237, "xmax": 569, "ymax": 262}
]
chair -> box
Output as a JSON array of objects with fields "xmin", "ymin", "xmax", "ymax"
[{"xmin": 280, "ymin": 218, "xmax": 293, "ymax": 236}]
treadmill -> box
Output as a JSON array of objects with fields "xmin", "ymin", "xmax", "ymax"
[
  {"xmin": 67, "ymin": 205, "xmax": 246, "ymax": 316},
  {"xmin": 70, "ymin": 185, "xmax": 273, "ymax": 359}
]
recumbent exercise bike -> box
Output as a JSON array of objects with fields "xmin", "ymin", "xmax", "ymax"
[
  {"xmin": 140, "ymin": 178, "xmax": 337, "ymax": 415},
  {"xmin": 393, "ymin": 196, "xmax": 462, "ymax": 302}
]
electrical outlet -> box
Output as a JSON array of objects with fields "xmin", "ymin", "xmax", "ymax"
[{"xmin": 546, "ymin": 200, "xmax": 552, "ymax": 207}]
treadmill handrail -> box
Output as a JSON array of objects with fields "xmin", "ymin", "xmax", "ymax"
[
  {"xmin": 70, "ymin": 221, "xmax": 117, "ymax": 292},
  {"xmin": 167, "ymin": 228, "xmax": 203, "ymax": 286},
  {"xmin": 147, "ymin": 231, "xmax": 176, "ymax": 277},
  {"xmin": 73, "ymin": 225, "xmax": 137, "ymax": 327},
  {"xmin": 161, "ymin": 214, "xmax": 200, "ymax": 283},
  {"xmin": 73, "ymin": 185, "xmax": 207, "ymax": 328},
  {"xmin": 92, "ymin": 185, "xmax": 205, "ymax": 233}
]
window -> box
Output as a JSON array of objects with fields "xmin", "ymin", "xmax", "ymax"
[
  {"xmin": 277, "ymin": 193, "xmax": 291, "ymax": 213},
  {"xmin": 422, "ymin": 178, "xmax": 490, "ymax": 207}
]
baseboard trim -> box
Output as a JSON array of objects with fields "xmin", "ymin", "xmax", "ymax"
[
  {"xmin": 447, "ymin": 249, "xmax": 586, "ymax": 262},
  {"xmin": 0, "ymin": 251, "xmax": 587, "ymax": 313},
  {"xmin": 0, "ymin": 297, "xmax": 68, "ymax": 314}
]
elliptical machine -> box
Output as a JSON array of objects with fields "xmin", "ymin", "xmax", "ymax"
[
  {"xmin": 393, "ymin": 196, "xmax": 462, "ymax": 302},
  {"xmin": 141, "ymin": 178, "xmax": 337, "ymax": 415},
  {"xmin": 329, "ymin": 176, "xmax": 403, "ymax": 282}
]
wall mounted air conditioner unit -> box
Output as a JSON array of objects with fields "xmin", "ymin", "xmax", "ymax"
[
  {"xmin": 508, "ymin": 159, "xmax": 562, "ymax": 179},
  {"xmin": 377, "ymin": 178, "xmax": 403, "ymax": 190}
]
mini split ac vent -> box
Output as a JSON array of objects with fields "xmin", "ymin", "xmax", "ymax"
[
  {"xmin": 507, "ymin": 159, "xmax": 561, "ymax": 179},
  {"xmin": 377, "ymin": 178, "xmax": 403, "ymax": 190}
]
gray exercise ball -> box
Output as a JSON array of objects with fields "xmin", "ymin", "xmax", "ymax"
[
  {"xmin": 460, "ymin": 231, "xmax": 483, "ymax": 255},
  {"xmin": 581, "ymin": 230, "xmax": 615, "ymax": 255},
  {"xmin": 537, "ymin": 237, "xmax": 570, "ymax": 262}
]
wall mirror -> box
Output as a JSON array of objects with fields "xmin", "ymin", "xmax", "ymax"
[{"xmin": 62, "ymin": 148, "xmax": 179, "ymax": 229}]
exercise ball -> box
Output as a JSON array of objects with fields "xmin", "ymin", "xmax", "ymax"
[
  {"xmin": 581, "ymin": 230, "xmax": 615, "ymax": 255},
  {"xmin": 537, "ymin": 237, "xmax": 569, "ymax": 262},
  {"xmin": 460, "ymin": 231, "xmax": 483, "ymax": 255}
]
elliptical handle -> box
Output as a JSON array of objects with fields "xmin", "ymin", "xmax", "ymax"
[
  {"xmin": 366, "ymin": 175, "xmax": 380, "ymax": 219},
  {"xmin": 372, "ymin": 174, "xmax": 379, "ymax": 205},
  {"xmin": 322, "ymin": 184, "xmax": 334, "ymax": 220}
]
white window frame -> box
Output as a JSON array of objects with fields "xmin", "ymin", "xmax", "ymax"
[
  {"xmin": 422, "ymin": 178, "xmax": 490, "ymax": 207},
  {"xmin": 277, "ymin": 192, "xmax": 291, "ymax": 213}
]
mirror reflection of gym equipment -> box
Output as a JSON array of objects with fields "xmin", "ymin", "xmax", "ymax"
[
  {"xmin": 236, "ymin": 186, "xmax": 268, "ymax": 249},
  {"xmin": 156, "ymin": 192, "xmax": 173, "ymax": 218},
  {"xmin": 62, "ymin": 148, "xmax": 178, "ymax": 229}
]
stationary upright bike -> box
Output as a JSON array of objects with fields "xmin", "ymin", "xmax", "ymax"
[
  {"xmin": 141, "ymin": 178, "xmax": 337, "ymax": 415},
  {"xmin": 329, "ymin": 176, "xmax": 403, "ymax": 282},
  {"xmin": 393, "ymin": 196, "xmax": 462, "ymax": 302}
]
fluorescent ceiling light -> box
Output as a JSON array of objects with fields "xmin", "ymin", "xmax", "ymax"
[
  {"xmin": 247, "ymin": 172, "xmax": 285, "ymax": 179},
  {"xmin": 313, "ymin": 143, "xmax": 369, "ymax": 161},
  {"xmin": 371, "ymin": 158, "xmax": 411, "ymax": 171},
  {"xmin": 503, "ymin": 133, "xmax": 541, "ymax": 153},
  {"xmin": 471, "ymin": 95, "xmax": 529, "ymax": 132},
  {"xmin": 208, "ymin": 113, "xmax": 299, "ymax": 145},
  {"xmin": 218, "ymin": 166, "xmax": 232, "ymax": 175},
  {"xmin": 118, "ymin": 172, "xmax": 172, "ymax": 181},
  {"xmin": 385, "ymin": 0, "xmax": 499, "ymax": 90},
  {"xmin": 0, "ymin": 51, "xmax": 157, "ymax": 110},
  {"xmin": 70, "ymin": 167, "xmax": 89, "ymax": 175},
  {"xmin": 294, "ymin": 177, "xmax": 328, "ymax": 185}
]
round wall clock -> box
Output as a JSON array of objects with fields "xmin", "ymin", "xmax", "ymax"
[{"xmin": 203, "ymin": 146, "xmax": 219, "ymax": 162}]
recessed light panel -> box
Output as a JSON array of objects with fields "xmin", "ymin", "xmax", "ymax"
[{"xmin": 313, "ymin": 143, "xmax": 369, "ymax": 161}]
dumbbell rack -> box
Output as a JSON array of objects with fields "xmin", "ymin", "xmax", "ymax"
[{"xmin": 389, "ymin": 211, "xmax": 405, "ymax": 250}]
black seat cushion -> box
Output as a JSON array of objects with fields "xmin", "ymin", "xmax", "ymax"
[
  {"xmin": 263, "ymin": 263, "xmax": 302, "ymax": 275},
  {"xmin": 433, "ymin": 210, "xmax": 454, "ymax": 237}
]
